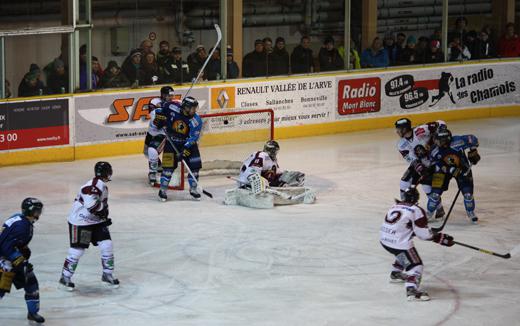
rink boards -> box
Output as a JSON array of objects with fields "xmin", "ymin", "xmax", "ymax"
[{"xmin": 1, "ymin": 59, "xmax": 520, "ymax": 166}]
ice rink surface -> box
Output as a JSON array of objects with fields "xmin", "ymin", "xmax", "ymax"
[{"xmin": 1, "ymin": 117, "xmax": 520, "ymax": 326}]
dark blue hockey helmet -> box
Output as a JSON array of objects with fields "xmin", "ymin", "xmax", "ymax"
[
  {"xmin": 434, "ymin": 129, "xmax": 452, "ymax": 148},
  {"xmin": 21, "ymin": 197, "xmax": 43, "ymax": 219},
  {"xmin": 160, "ymin": 86, "xmax": 174, "ymax": 100},
  {"xmin": 181, "ymin": 96, "xmax": 199, "ymax": 116}
]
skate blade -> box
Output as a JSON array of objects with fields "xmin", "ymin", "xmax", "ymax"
[
  {"xmin": 58, "ymin": 284, "xmax": 75, "ymax": 292},
  {"xmin": 102, "ymin": 282, "xmax": 120, "ymax": 289},
  {"xmin": 389, "ymin": 279, "xmax": 405, "ymax": 284},
  {"xmin": 407, "ymin": 294, "xmax": 430, "ymax": 301}
]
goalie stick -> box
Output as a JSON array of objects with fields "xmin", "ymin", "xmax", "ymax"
[
  {"xmin": 184, "ymin": 24, "xmax": 222, "ymax": 99},
  {"xmin": 453, "ymin": 241, "xmax": 511, "ymax": 259},
  {"xmin": 165, "ymin": 134, "xmax": 213, "ymax": 198}
]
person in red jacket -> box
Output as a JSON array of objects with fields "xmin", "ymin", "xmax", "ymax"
[{"xmin": 498, "ymin": 23, "xmax": 520, "ymax": 57}]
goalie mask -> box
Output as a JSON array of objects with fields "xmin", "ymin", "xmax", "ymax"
[{"xmin": 263, "ymin": 140, "xmax": 280, "ymax": 160}]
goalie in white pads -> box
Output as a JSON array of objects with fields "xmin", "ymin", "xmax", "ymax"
[
  {"xmin": 225, "ymin": 140, "xmax": 315, "ymax": 208},
  {"xmin": 380, "ymin": 186, "xmax": 455, "ymax": 301}
]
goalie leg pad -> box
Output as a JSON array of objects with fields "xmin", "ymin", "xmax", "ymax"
[{"xmin": 224, "ymin": 188, "xmax": 274, "ymax": 209}]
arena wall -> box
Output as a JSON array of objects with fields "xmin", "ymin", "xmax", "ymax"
[{"xmin": 1, "ymin": 59, "xmax": 520, "ymax": 167}]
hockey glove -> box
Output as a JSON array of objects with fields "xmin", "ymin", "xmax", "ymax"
[
  {"xmin": 18, "ymin": 246, "xmax": 31, "ymax": 260},
  {"xmin": 95, "ymin": 206, "xmax": 109, "ymax": 219},
  {"xmin": 467, "ymin": 149, "xmax": 481, "ymax": 165},
  {"xmin": 432, "ymin": 232, "xmax": 454, "ymax": 247},
  {"xmin": 182, "ymin": 148, "xmax": 191, "ymax": 158},
  {"xmin": 412, "ymin": 160, "xmax": 429, "ymax": 177}
]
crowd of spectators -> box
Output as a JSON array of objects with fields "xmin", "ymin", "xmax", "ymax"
[{"xmin": 5, "ymin": 19, "xmax": 519, "ymax": 98}]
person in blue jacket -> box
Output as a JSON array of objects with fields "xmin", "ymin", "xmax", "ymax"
[
  {"xmin": 154, "ymin": 96, "xmax": 203, "ymax": 201},
  {"xmin": 0, "ymin": 198, "xmax": 45, "ymax": 323},
  {"xmin": 428, "ymin": 128, "xmax": 481, "ymax": 223},
  {"xmin": 361, "ymin": 37, "xmax": 390, "ymax": 68}
]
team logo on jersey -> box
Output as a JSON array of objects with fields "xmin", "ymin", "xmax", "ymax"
[
  {"xmin": 211, "ymin": 87, "xmax": 236, "ymax": 109},
  {"xmin": 172, "ymin": 120, "xmax": 188, "ymax": 135}
]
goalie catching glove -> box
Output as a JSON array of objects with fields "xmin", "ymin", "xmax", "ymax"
[{"xmin": 432, "ymin": 232, "xmax": 454, "ymax": 247}]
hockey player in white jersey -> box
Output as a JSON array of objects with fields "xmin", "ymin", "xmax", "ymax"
[
  {"xmin": 225, "ymin": 141, "xmax": 314, "ymax": 208},
  {"xmin": 380, "ymin": 186, "xmax": 455, "ymax": 301},
  {"xmin": 238, "ymin": 140, "xmax": 305, "ymax": 188},
  {"xmin": 144, "ymin": 86, "xmax": 178, "ymax": 186},
  {"xmin": 59, "ymin": 161, "xmax": 119, "ymax": 290},
  {"xmin": 395, "ymin": 117, "xmax": 446, "ymax": 220}
]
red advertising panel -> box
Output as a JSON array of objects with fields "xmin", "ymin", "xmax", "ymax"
[
  {"xmin": 0, "ymin": 99, "xmax": 69, "ymax": 150},
  {"xmin": 337, "ymin": 77, "xmax": 381, "ymax": 115}
]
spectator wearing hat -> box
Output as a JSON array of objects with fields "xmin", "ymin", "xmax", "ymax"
[
  {"xmin": 318, "ymin": 36, "xmax": 344, "ymax": 72},
  {"xmin": 100, "ymin": 61, "xmax": 130, "ymax": 88},
  {"xmin": 426, "ymin": 40, "xmax": 444, "ymax": 63},
  {"xmin": 291, "ymin": 36, "xmax": 314, "ymax": 74},
  {"xmin": 360, "ymin": 37, "xmax": 389, "ymax": 68},
  {"xmin": 18, "ymin": 68, "xmax": 46, "ymax": 97},
  {"xmin": 398, "ymin": 35, "xmax": 418, "ymax": 65},
  {"xmin": 473, "ymin": 29, "xmax": 497, "ymax": 59},
  {"xmin": 268, "ymin": 37, "xmax": 290, "ymax": 76},
  {"xmin": 142, "ymin": 51, "xmax": 160, "ymax": 85},
  {"xmin": 498, "ymin": 22, "xmax": 520, "ymax": 58},
  {"xmin": 206, "ymin": 47, "xmax": 222, "ymax": 80},
  {"xmin": 448, "ymin": 36, "xmax": 471, "ymax": 61},
  {"xmin": 187, "ymin": 45, "xmax": 208, "ymax": 80},
  {"xmin": 122, "ymin": 49, "xmax": 147, "ymax": 86},
  {"xmin": 162, "ymin": 47, "xmax": 190, "ymax": 84},
  {"xmin": 243, "ymin": 39, "xmax": 268, "ymax": 77},
  {"xmin": 47, "ymin": 59, "xmax": 69, "ymax": 94},
  {"xmin": 226, "ymin": 46, "xmax": 240, "ymax": 79}
]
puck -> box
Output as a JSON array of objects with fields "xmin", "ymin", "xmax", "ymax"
[{"xmin": 224, "ymin": 120, "xmax": 229, "ymax": 125}]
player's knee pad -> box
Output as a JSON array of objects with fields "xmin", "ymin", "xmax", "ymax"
[
  {"xmin": 148, "ymin": 147, "xmax": 159, "ymax": 163},
  {"xmin": 421, "ymin": 184, "xmax": 432, "ymax": 195},
  {"xmin": 427, "ymin": 192, "xmax": 441, "ymax": 212}
]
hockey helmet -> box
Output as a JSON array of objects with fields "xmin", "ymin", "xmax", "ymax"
[
  {"xmin": 95, "ymin": 161, "xmax": 113, "ymax": 181},
  {"xmin": 21, "ymin": 197, "xmax": 43, "ymax": 220},
  {"xmin": 402, "ymin": 186, "xmax": 419, "ymax": 204},
  {"xmin": 434, "ymin": 129, "xmax": 452, "ymax": 148},
  {"xmin": 181, "ymin": 96, "xmax": 199, "ymax": 117},
  {"xmin": 395, "ymin": 118, "xmax": 412, "ymax": 137},
  {"xmin": 160, "ymin": 86, "xmax": 175, "ymax": 101},
  {"xmin": 264, "ymin": 140, "xmax": 280, "ymax": 160}
]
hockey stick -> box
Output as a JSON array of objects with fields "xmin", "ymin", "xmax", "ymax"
[
  {"xmin": 165, "ymin": 135, "xmax": 213, "ymax": 198},
  {"xmin": 184, "ymin": 24, "xmax": 222, "ymax": 99},
  {"xmin": 453, "ymin": 241, "xmax": 511, "ymax": 259},
  {"xmin": 226, "ymin": 176, "xmax": 295, "ymax": 200}
]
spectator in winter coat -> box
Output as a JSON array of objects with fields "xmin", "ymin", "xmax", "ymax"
[
  {"xmin": 157, "ymin": 40, "xmax": 170, "ymax": 73},
  {"xmin": 383, "ymin": 33, "xmax": 397, "ymax": 65},
  {"xmin": 206, "ymin": 47, "xmax": 222, "ymax": 80},
  {"xmin": 226, "ymin": 46, "xmax": 240, "ymax": 79},
  {"xmin": 398, "ymin": 36, "xmax": 418, "ymax": 65},
  {"xmin": 141, "ymin": 52, "xmax": 160, "ymax": 85},
  {"xmin": 162, "ymin": 47, "xmax": 190, "ymax": 84},
  {"xmin": 268, "ymin": 37, "xmax": 290, "ymax": 75},
  {"xmin": 18, "ymin": 71, "xmax": 45, "ymax": 97},
  {"xmin": 472, "ymin": 30, "xmax": 497, "ymax": 59},
  {"xmin": 415, "ymin": 36, "xmax": 430, "ymax": 64},
  {"xmin": 263, "ymin": 37, "xmax": 273, "ymax": 54},
  {"xmin": 47, "ymin": 58, "xmax": 68, "ymax": 94},
  {"xmin": 92, "ymin": 56, "xmax": 104, "ymax": 87},
  {"xmin": 361, "ymin": 37, "xmax": 389, "ymax": 68},
  {"xmin": 337, "ymin": 39, "xmax": 361, "ymax": 69},
  {"xmin": 100, "ymin": 61, "xmax": 131, "ymax": 88},
  {"xmin": 393, "ymin": 33, "xmax": 406, "ymax": 65},
  {"xmin": 291, "ymin": 36, "xmax": 314, "ymax": 74},
  {"xmin": 498, "ymin": 23, "xmax": 520, "ymax": 58},
  {"xmin": 426, "ymin": 40, "xmax": 444, "ymax": 63},
  {"xmin": 448, "ymin": 36, "xmax": 471, "ymax": 61},
  {"xmin": 187, "ymin": 45, "xmax": 208, "ymax": 81},
  {"xmin": 464, "ymin": 31, "xmax": 479, "ymax": 59},
  {"xmin": 449, "ymin": 16, "xmax": 468, "ymax": 44},
  {"xmin": 121, "ymin": 49, "xmax": 147, "ymax": 87},
  {"xmin": 318, "ymin": 36, "xmax": 344, "ymax": 71},
  {"xmin": 243, "ymin": 39, "xmax": 268, "ymax": 77}
]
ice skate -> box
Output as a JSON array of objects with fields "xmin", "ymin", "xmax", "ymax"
[
  {"xmin": 59, "ymin": 275, "xmax": 75, "ymax": 291},
  {"xmin": 27, "ymin": 312, "xmax": 45, "ymax": 323},
  {"xmin": 406, "ymin": 287, "xmax": 430, "ymax": 301},
  {"xmin": 158, "ymin": 189, "xmax": 167, "ymax": 202},
  {"xmin": 148, "ymin": 172, "xmax": 156, "ymax": 186},
  {"xmin": 189, "ymin": 186, "xmax": 201, "ymax": 199},
  {"xmin": 435, "ymin": 206, "xmax": 445, "ymax": 220},
  {"xmin": 102, "ymin": 272, "xmax": 120, "ymax": 289},
  {"xmin": 389, "ymin": 271, "xmax": 406, "ymax": 283},
  {"xmin": 467, "ymin": 211, "xmax": 478, "ymax": 224}
]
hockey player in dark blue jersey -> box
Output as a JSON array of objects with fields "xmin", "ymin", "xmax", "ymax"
[
  {"xmin": 427, "ymin": 128, "xmax": 481, "ymax": 223},
  {"xmin": 154, "ymin": 96, "xmax": 203, "ymax": 201},
  {"xmin": 0, "ymin": 198, "xmax": 45, "ymax": 323}
]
